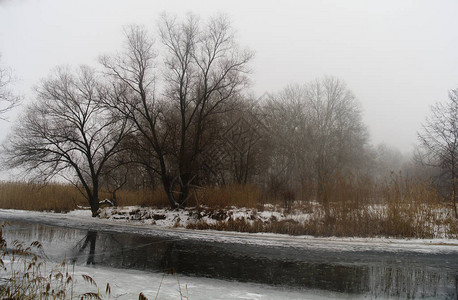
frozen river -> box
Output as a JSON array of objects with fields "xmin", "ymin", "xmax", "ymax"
[{"xmin": 0, "ymin": 210, "xmax": 457, "ymax": 299}]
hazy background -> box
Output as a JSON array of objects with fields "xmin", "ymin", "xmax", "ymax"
[{"xmin": 1, "ymin": 0, "xmax": 458, "ymax": 155}]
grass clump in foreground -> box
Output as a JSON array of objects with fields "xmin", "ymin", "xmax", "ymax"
[
  {"xmin": 0, "ymin": 223, "xmax": 188, "ymax": 300},
  {"xmin": 0, "ymin": 223, "xmax": 107, "ymax": 299}
]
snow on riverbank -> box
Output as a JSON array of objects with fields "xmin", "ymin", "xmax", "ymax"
[
  {"xmin": 97, "ymin": 204, "xmax": 457, "ymax": 239},
  {"xmin": 98, "ymin": 205, "xmax": 289, "ymax": 228},
  {"xmin": 0, "ymin": 208, "xmax": 457, "ymax": 254}
]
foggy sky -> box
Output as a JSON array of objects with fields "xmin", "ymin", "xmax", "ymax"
[{"xmin": 1, "ymin": 0, "xmax": 458, "ymax": 154}]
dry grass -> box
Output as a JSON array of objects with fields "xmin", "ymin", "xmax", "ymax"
[
  {"xmin": 0, "ymin": 181, "xmax": 86, "ymax": 212},
  {"xmin": 113, "ymin": 188, "xmax": 169, "ymax": 207},
  {"xmin": 0, "ymin": 223, "xmax": 106, "ymax": 299},
  {"xmin": 0, "ymin": 181, "xmax": 170, "ymax": 212},
  {"xmin": 301, "ymin": 173, "xmax": 451, "ymax": 238},
  {"xmin": 0, "ymin": 175, "xmax": 456, "ymax": 238},
  {"xmin": 187, "ymin": 175, "xmax": 457, "ymax": 238},
  {"xmin": 186, "ymin": 202, "xmax": 457, "ymax": 238},
  {"xmin": 103, "ymin": 184, "xmax": 264, "ymax": 209},
  {"xmin": 0, "ymin": 181, "xmax": 265, "ymax": 212}
]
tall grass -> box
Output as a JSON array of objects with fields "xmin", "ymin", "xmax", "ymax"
[
  {"xmin": 113, "ymin": 188, "xmax": 169, "ymax": 207},
  {"xmin": 186, "ymin": 174, "xmax": 457, "ymax": 238},
  {"xmin": 305, "ymin": 173, "xmax": 449, "ymax": 237},
  {"xmin": 0, "ymin": 181, "xmax": 265, "ymax": 211},
  {"xmin": 0, "ymin": 181, "xmax": 86, "ymax": 212},
  {"xmin": 0, "ymin": 175, "xmax": 456, "ymax": 238},
  {"xmin": 0, "ymin": 181, "xmax": 171, "ymax": 211}
]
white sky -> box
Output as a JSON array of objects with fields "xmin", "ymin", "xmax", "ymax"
[{"xmin": 1, "ymin": 0, "xmax": 458, "ymax": 155}]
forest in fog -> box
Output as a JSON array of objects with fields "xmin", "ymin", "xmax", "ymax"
[
  {"xmin": 1, "ymin": 3, "xmax": 458, "ymax": 299},
  {"xmin": 0, "ymin": 14, "xmax": 457, "ymax": 220}
]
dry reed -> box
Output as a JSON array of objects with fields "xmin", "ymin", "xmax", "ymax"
[
  {"xmin": 0, "ymin": 175, "xmax": 456, "ymax": 238},
  {"xmin": 0, "ymin": 223, "xmax": 105, "ymax": 299},
  {"xmin": 0, "ymin": 181, "xmax": 86, "ymax": 212},
  {"xmin": 113, "ymin": 188, "xmax": 169, "ymax": 207},
  {"xmin": 187, "ymin": 174, "xmax": 457, "ymax": 238}
]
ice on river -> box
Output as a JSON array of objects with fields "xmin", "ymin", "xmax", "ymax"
[{"xmin": 70, "ymin": 264, "xmax": 350, "ymax": 300}]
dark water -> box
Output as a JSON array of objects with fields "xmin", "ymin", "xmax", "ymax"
[{"xmin": 1, "ymin": 221, "xmax": 457, "ymax": 299}]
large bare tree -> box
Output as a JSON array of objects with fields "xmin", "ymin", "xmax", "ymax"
[
  {"xmin": 101, "ymin": 15, "xmax": 253, "ymax": 208},
  {"xmin": 418, "ymin": 87, "xmax": 458, "ymax": 218},
  {"xmin": 3, "ymin": 66, "xmax": 131, "ymax": 216},
  {"xmin": 0, "ymin": 55, "xmax": 21, "ymax": 119}
]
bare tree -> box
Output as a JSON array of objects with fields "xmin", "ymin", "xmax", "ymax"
[
  {"xmin": 306, "ymin": 77, "xmax": 368, "ymax": 202},
  {"xmin": 212, "ymin": 96, "xmax": 268, "ymax": 185},
  {"xmin": 3, "ymin": 66, "xmax": 131, "ymax": 216},
  {"xmin": 265, "ymin": 77, "xmax": 368, "ymax": 203},
  {"xmin": 99, "ymin": 24, "xmax": 174, "ymax": 206},
  {"xmin": 264, "ymin": 85, "xmax": 313, "ymax": 200},
  {"xmin": 0, "ymin": 55, "xmax": 21, "ymax": 119},
  {"xmin": 417, "ymin": 87, "xmax": 458, "ymax": 217},
  {"xmin": 373, "ymin": 143, "xmax": 407, "ymax": 180},
  {"xmin": 101, "ymin": 15, "xmax": 253, "ymax": 208},
  {"xmin": 159, "ymin": 13, "xmax": 253, "ymax": 206}
]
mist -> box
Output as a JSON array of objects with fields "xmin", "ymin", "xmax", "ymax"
[{"xmin": 1, "ymin": 0, "xmax": 457, "ymax": 155}]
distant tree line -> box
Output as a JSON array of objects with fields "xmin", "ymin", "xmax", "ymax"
[{"xmin": 1, "ymin": 14, "xmax": 457, "ymax": 217}]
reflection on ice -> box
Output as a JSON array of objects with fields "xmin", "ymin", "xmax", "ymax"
[
  {"xmin": 368, "ymin": 265, "xmax": 456, "ymax": 298},
  {"xmin": 72, "ymin": 231, "xmax": 97, "ymax": 265},
  {"xmin": 1, "ymin": 221, "xmax": 457, "ymax": 299}
]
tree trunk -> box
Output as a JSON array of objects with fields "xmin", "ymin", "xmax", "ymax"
[
  {"xmin": 453, "ymin": 177, "xmax": 457, "ymax": 219},
  {"xmin": 90, "ymin": 182, "xmax": 100, "ymax": 217},
  {"xmin": 178, "ymin": 180, "xmax": 190, "ymax": 208},
  {"xmin": 163, "ymin": 173, "xmax": 193, "ymax": 209},
  {"xmin": 162, "ymin": 176, "xmax": 177, "ymax": 209},
  {"xmin": 89, "ymin": 197, "xmax": 100, "ymax": 217},
  {"xmin": 317, "ymin": 172, "xmax": 328, "ymax": 204}
]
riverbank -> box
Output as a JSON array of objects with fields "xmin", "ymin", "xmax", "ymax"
[
  {"xmin": 99, "ymin": 204, "xmax": 458, "ymax": 239},
  {"xmin": 0, "ymin": 208, "xmax": 457, "ymax": 254},
  {"xmin": 1, "ymin": 181, "xmax": 456, "ymax": 238}
]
